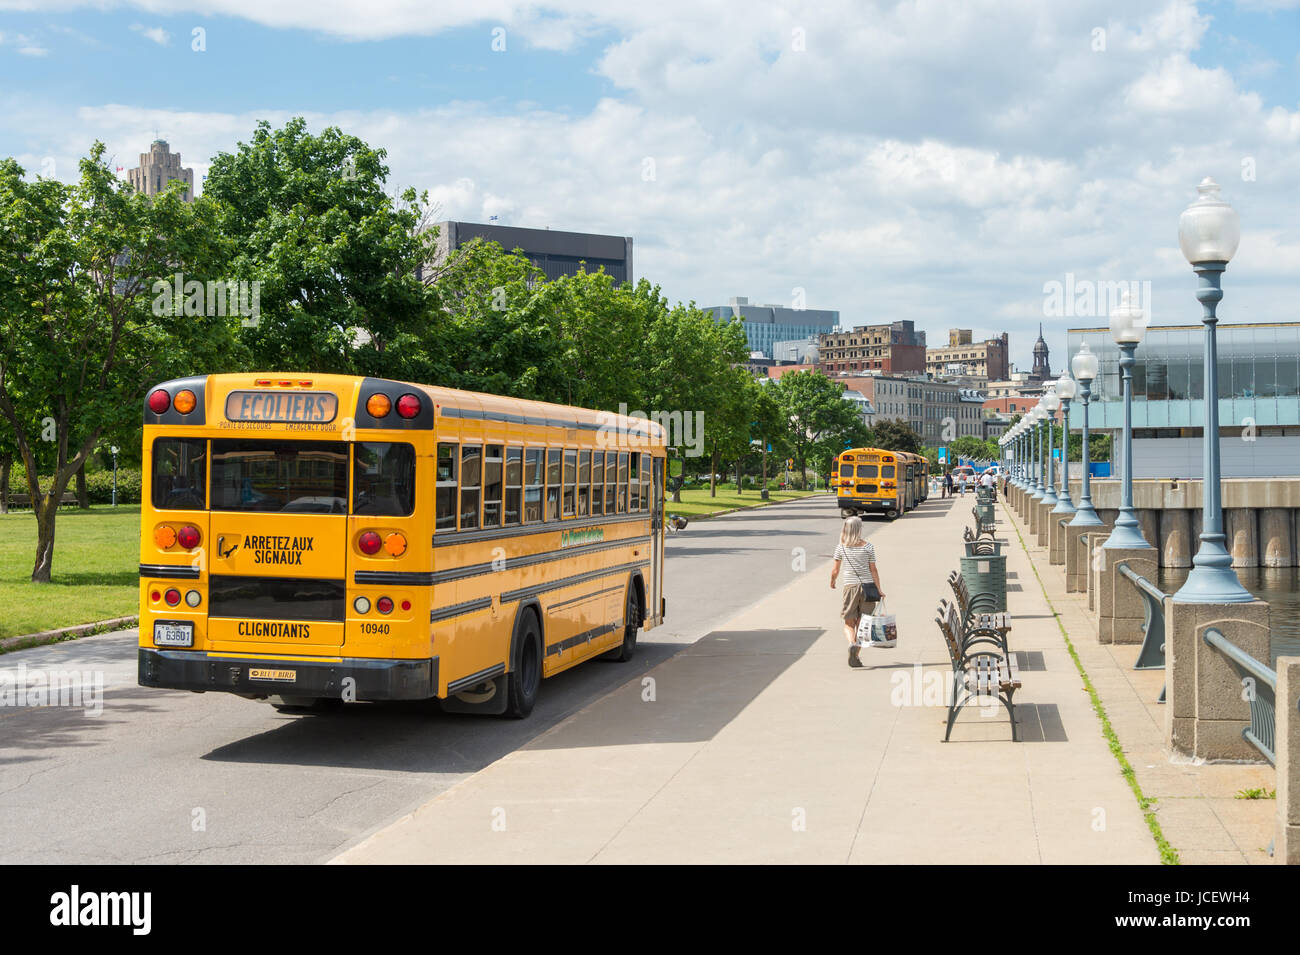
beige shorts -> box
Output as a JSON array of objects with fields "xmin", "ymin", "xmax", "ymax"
[{"xmin": 840, "ymin": 584, "xmax": 877, "ymax": 622}]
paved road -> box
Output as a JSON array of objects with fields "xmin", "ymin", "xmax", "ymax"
[{"xmin": 0, "ymin": 494, "xmax": 853, "ymax": 864}]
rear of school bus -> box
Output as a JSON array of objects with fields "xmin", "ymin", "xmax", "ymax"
[
  {"xmin": 138, "ymin": 373, "xmax": 438, "ymax": 704},
  {"xmin": 835, "ymin": 448, "xmax": 904, "ymax": 519}
]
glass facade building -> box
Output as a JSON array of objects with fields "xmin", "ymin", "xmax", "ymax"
[{"xmin": 1065, "ymin": 323, "xmax": 1300, "ymax": 478}]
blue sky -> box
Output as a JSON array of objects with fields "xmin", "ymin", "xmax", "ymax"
[{"xmin": 1, "ymin": 1, "xmax": 1297, "ymax": 374}]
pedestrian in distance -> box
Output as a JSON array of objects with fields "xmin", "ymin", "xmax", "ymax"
[{"xmin": 829, "ymin": 516, "xmax": 886, "ymax": 668}]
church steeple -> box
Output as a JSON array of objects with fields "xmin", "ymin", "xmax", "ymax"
[{"xmin": 1031, "ymin": 324, "xmax": 1051, "ymax": 381}]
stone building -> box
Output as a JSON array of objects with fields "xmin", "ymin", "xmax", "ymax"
[
  {"xmin": 818, "ymin": 321, "xmax": 926, "ymax": 375},
  {"xmin": 127, "ymin": 140, "xmax": 194, "ymax": 202},
  {"xmin": 925, "ymin": 328, "xmax": 1010, "ymax": 382}
]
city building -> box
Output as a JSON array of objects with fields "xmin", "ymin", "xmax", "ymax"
[
  {"xmin": 839, "ymin": 373, "xmax": 982, "ymax": 445},
  {"xmin": 428, "ymin": 221, "xmax": 633, "ymax": 283},
  {"xmin": 983, "ymin": 395, "xmax": 1039, "ymax": 417},
  {"xmin": 126, "ymin": 139, "xmax": 194, "ymax": 202},
  {"xmin": 1029, "ymin": 324, "xmax": 1052, "ymax": 383},
  {"xmin": 985, "ymin": 373, "xmax": 1036, "ymax": 398},
  {"xmin": 983, "ymin": 414, "xmax": 1012, "ymax": 440},
  {"xmin": 772, "ymin": 336, "xmax": 820, "ymax": 365},
  {"xmin": 1066, "ymin": 322, "xmax": 1300, "ymax": 479},
  {"xmin": 817, "ymin": 321, "xmax": 927, "ymax": 375},
  {"xmin": 765, "ymin": 363, "xmax": 819, "ymax": 381},
  {"xmin": 925, "ymin": 329, "xmax": 1010, "ymax": 382},
  {"xmin": 705, "ymin": 297, "xmax": 839, "ymax": 360}
]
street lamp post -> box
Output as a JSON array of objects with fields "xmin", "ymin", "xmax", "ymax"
[
  {"xmin": 111, "ymin": 445, "xmax": 119, "ymax": 507},
  {"xmin": 1173, "ymin": 177, "xmax": 1253, "ymax": 603},
  {"xmin": 1068, "ymin": 342, "xmax": 1102, "ymax": 526},
  {"xmin": 1103, "ymin": 292, "xmax": 1150, "ymax": 549},
  {"xmin": 1030, "ymin": 404, "xmax": 1046, "ymax": 498},
  {"xmin": 1042, "ymin": 388, "xmax": 1060, "ymax": 507},
  {"xmin": 1052, "ymin": 371, "xmax": 1076, "ymax": 514}
]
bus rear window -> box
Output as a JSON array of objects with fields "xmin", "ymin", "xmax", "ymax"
[
  {"xmin": 882, "ymin": 465, "xmax": 896, "ymax": 479},
  {"xmin": 152, "ymin": 438, "xmax": 207, "ymax": 510},
  {"xmin": 354, "ymin": 442, "xmax": 416, "ymax": 516},
  {"xmin": 210, "ymin": 440, "xmax": 348, "ymax": 513}
]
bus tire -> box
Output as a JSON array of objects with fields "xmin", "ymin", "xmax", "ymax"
[
  {"xmin": 604, "ymin": 584, "xmax": 641, "ymax": 663},
  {"xmin": 886, "ymin": 508, "xmax": 899, "ymax": 520},
  {"xmin": 504, "ymin": 611, "xmax": 542, "ymax": 720},
  {"xmin": 839, "ymin": 507, "xmax": 854, "ymax": 518}
]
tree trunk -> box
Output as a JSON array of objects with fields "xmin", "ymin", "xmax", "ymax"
[
  {"xmin": 0, "ymin": 452, "xmax": 10, "ymax": 514},
  {"xmin": 760, "ymin": 446, "xmax": 769, "ymax": 500},
  {"xmin": 736, "ymin": 460, "xmax": 742, "ymax": 495},
  {"xmin": 32, "ymin": 494, "xmax": 58, "ymax": 582},
  {"xmin": 709, "ymin": 445, "xmax": 718, "ymax": 498},
  {"xmin": 76, "ymin": 463, "xmax": 89, "ymax": 508}
]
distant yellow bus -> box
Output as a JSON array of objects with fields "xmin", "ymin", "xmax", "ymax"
[
  {"xmin": 834, "ymin": 448, "xmax": 928, "ymax": 520},
  {"xmin": 138, "ymin": 373, "xmax": 666, "ymax": 718}
]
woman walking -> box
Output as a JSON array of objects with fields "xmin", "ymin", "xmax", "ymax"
[{"xmin": 830, "ymin": 516, "xmax": 886, "ymax": 667}]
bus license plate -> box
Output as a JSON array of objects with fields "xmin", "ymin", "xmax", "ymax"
[
  {"xmin": 154, "ymin": 622, "xmax": 194, "ymax": 647},
  {"xmin": 250, "ymin": 668, "xmax": 297, "ymax": 682}
]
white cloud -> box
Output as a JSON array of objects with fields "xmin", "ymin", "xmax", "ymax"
[
  {"xmin": 130, "ymin": 24, "xmax": 171, "ymax": 46},
  {"xmin": 2, "ymin": 0, "xmax": 1297, "ymax": 370}
]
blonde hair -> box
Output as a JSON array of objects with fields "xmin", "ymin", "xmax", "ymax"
[{"xmin": 840, "ymin": 516, "xmax": 865, "ymax": 547}]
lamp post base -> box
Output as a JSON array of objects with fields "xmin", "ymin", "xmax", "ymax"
[
  {"xmin": 1102, "ymin": 521, "xmax": 1149, "ymax": 550},
  {"xmin": 1172, "ymin": 553, "xmax": 1255, "ymax": 604}
]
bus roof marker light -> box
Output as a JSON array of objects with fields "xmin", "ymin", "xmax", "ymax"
[
  {"xmin": 147, "ymin": 389, "xmax": 171, "ymax": 414},
  {"xmin": 173, "ymin": 389, "xmax": 197, "ymax": 414},
  {"xmin": 366, "ymin": 393, "xmax": 392, "ymax": 418},
  {"xmin": 396, "ymin": 394, "xmax": 421, "ymax": 419}
]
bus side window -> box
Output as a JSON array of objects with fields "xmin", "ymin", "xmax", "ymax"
[
  {"xmin": 461, "ymin": 445, "xmax": 482, "ymax": 530},
  {"xmin": 604, "ymin": 452, "xmax": 616, "ymax": 514},
  {"xmin": 546, "ymin": 449, "xmax": 561, "ymax": 521},
  {"xmin": 629, "ymin": 452, "xmax": 640, "ymax": 511},
  {"xmin": 524, "ymin": 448, "xmax": 543, "ymax": 523},
  {"xmin": 562, "ymin": 449, "xmax": 577, "ymax": 517},
  {"xmin": 483, "ymin": 444, "xmax": 503, "ymax": 528},
  {"xmin": 578, "ymin": 450, "xmax": 590, "ymax": 517},
  {"xmin": 640, "ymin": 453, "xmax": 650, "ymax": 511},
  {"xmin": 504, "ymin": 447, "xmax": 522, "ymax": 526},
  {"xmin": 617, "ymin": 452, "xmax": 628, "ymax": 513},
  {"xmin": 590, "ymin": 451, "xmax": 604, "ymax": 516},
  {"xmin": 435, "ymin": 443, "xmax": 457, "ymax": 531}
]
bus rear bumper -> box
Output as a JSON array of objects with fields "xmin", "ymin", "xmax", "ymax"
[
  {"xmin": 138, "ymin": 648, "xmax": 438, "ymax": 701},
  {"xmin": 837, "ymin": 498, "xmax": 889, "ymax": 511}
]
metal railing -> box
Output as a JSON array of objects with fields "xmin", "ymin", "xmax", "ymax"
[
  {"xmin": 1116, "ymin": 561, "xmax": 1167, "ymax": 704},
  {"xmin": 1203, "ymin": 627, "xmax": 1277, "ymax": 766}
]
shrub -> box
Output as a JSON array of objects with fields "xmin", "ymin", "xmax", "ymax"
[{"xmin": 0, "ymin": 466, "xmax": 141, "ymax": 505}]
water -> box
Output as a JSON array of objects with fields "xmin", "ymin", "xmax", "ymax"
[{"xmin": 1157, "ymin": 566, "xmax": 1300, "ymax": 667}]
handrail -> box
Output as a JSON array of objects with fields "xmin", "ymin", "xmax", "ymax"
[
  {"xmin": 1116, "ymin": 562, "xmax": 1167, "ymax": 704},
  {"xmin": 1203, "ymin": 627, "xmax": 1277, "ymax": 766}
]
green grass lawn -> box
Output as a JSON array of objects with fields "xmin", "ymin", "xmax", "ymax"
[
  {"xmin": 0, "ymin": 505, "xmax": 140, "ymax": 639},
  {"xmin": 664, "ymin": 487, "xmax": 824, "ymax": 519}
]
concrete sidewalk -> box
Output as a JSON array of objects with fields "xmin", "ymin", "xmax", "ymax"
[
  {"xmin": 1001, "ymin": 498, "xmax": 1276, "ymax": 865},
  {"xmin": 334, "ymin": 494, "xmax": 1160, "ymax": 864}
]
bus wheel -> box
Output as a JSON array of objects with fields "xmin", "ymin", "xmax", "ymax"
[
  {"xmin": 839, "ymin": 508, "xmax": 854, "ymax": 518},
  {"xmin": 504, "ymin": 613, "xmax": 542, "ymax": 719},
  {"xmin": 886, "ymin": 508, "xmax": 899, "ymax": 520},
  {"xmin": 604, "ymin": 586, "xmax": 641, "ymax": 662}
]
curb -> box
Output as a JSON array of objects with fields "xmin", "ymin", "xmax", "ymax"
[
  {"xmin": 0, "ymin": 615, "xmax": 139, "ymax": 655},
  {"xmin": 667, "ymin": 492, "xmax": 832, "ymax": 522}
]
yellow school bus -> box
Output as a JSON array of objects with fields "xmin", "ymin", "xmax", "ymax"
[
  {"xmin": 137, "ymin": 373, "xmax": 667, "ymax": 718},
  {"xmin": 834, "ymin": 447, "xmax": 909, "ymax": 520}
]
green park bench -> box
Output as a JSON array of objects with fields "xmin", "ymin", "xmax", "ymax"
[
  {"xmin": 3, "ymin": 491, "xmax": 80, "ymax": 509},
  {"xmin": 936, "ymin": 604, "xmax": 1022, "ymax": 742}
]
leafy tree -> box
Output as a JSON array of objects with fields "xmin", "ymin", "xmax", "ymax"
[
  {"xmin": 204, "ymin": 118, "xmax": 436, "ymax": 373},
  {"xmin": 769, "ymin": 370, "xmax": 865, "ymax": 489},
  {"xmin": 870, "ymin": 417, "xmax": 922, "ymax": 455},
  {"xmin": 0, "ymin": 146, "xmax": 234, "ymax": 581}
]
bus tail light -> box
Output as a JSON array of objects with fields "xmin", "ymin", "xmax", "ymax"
[
  {"xmin": 353, "ymin": 596, "xmax": 371, "ymax": 614},
  {"xmin": 154, "ymin": 525, "xmax": 177, "ymax": 548},
  {"xmin": 147, "ymin": 389, "xmax": 171, "ymax": 414},
  {"xmin": 177, "ymin": 525, "xmax": 201, "ymax": 549},
  {"xmin": 173, "ymin": 389, "xmax": 197, "ymax": 414},
  {"xmin": 366, "ymin": 394, "xmax": 391, "ymax": 418},
  {"xmin": 184, "ymin": 590, "xmax": 201, "ymax": 607},
  {"xmin": 396, "ymin": 394, "xmax": 421, "ymax": 419},
  {"xmin": 400, "ymin": 599, "xmax": 411, "ymax": 612},
  {"xmin": 376, "ymin": 596, "xmax": 393, "ymax": 615},
  {"xmin": 384, "ymin": 532, "xmax": 407, "ymax": 556},
  {"xmin": 164, "ymin": 588, "xmax": 181, "ymax": 607},
  {"xmin": 358, "ymin": 531, "xmax": 382, "ymax": 555}
]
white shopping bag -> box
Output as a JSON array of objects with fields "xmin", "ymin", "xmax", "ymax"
[{"xmin": 856, "ymin": 600, "xmax": 897, "ymax": 648}]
